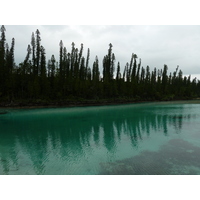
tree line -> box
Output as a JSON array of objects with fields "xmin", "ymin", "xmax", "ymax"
[{"xmin": 0, "ymin": 25, "xmax": 200, "ymax": 105}]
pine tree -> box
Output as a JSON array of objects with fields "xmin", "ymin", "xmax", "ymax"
[
  {"xmin": 74, "ymin": 48, "xmax": 79, "ymax": 80},
  {"xmin": 116, "ymin": 62, "xmax": 121, "ymax": 81},
  {"xmin": 47, "ymin": 55, "xmax": 56, "ymax": 99},
  {"xmin": 78, "ymin": 43, "xmax": 83, "ymax": 67},
  {"xmin": 0, "ymin": 25, "xmax": 6, "ymax": 67},
  {"xmin": 40, "ymin": 46, "xmax": 46, "ymax": 77},
  {"xmin": 161, "ymin": 64, "xmax": 168, "ymax": 95},
  {"xmin": 70, "ymin": 42, "xmax": 75, "ymax": 78},
  {"xmin": 2, "ymin": 37, "xmax": 15, "ymax": 100},
  {"xmin": 92, "ymin": 56, "xmax": 99, "ymax": 81},
  {"xmin": 48, "ymin": 55, "xmax": 56, "ymax": 77},
  {"xmin": 136, "ymin": 58, "xmax": 141, "ymax": 84},
  {"xmin": 104, "ymin": 43, "xmax": 115, "ymax": 82},
  {"xmin": 116, "ymin": 62, "xmax": 121, "ymax": 97},
  {"xmin": 85, "ymin": 48, "xmax": 90, "ymax": 79},
  {"xmin": 59, "ymin": 40, "xmax": 63, "ymax": 77},
  {"xmin": 31, "ymin": 32, "xmax": 36, "ymax": 75},
  {"xmin": 128, "ymin": 53, "xmax": 134, "ymax": 81},
  {"xmin": 63, "ymin": 47, "xmax": 68, "ymax": 78},
  {"xmin": 110, "ymin": 50, "xmax": 115, "ymax": 80},
  {"xmin": 24, "ymin": 45, "xmax": 31, "ymax": 66},
  {"xmin": 0, "ymin": 25, "xmax": 6, "ymax": 95},
  {"xmin": 5, "ymin": 43, "xmax": 10, "ymax": 74},
  {"xmin": 35, "ymin": 29, "xmax": 41, "ymax": 76},
  {"xmin": 8, "ymin": 38, "xmax": 15, "ymax": 74},
  {"xmin": 131, "ymin": 54, "xmax": 138, "ymax": 81},
  {"xmin": 40, "ymin": 45, "xmax": 48, "ymax": 97}
]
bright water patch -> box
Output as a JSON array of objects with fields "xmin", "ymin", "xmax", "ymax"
[{"xmin": 0, "ymin": 101, "xmax": 200, "ymax": 175}]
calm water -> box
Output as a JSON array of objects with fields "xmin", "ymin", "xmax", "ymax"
[{"xmin": 1, "ymin": 101, "xmax": 200, "ymax": 175}]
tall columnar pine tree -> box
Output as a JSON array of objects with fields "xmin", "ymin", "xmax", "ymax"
[
  {"xmin": 59, "ymin": 40, "xmax": 63, "ymax": 78},
  {"xmin": 63, "ymin": 47, "xmax": 68, "ymax": 78},
  {"xmin": 103, "ymin": 43, "xmax": 117, "ymax": 97},
  {"xmin": 24, "ymin": 45, "xmax": 31, "ymax": 66},
  {"xmin": 92, "ymin": 56, "xmax": 100, "ymax": 84},
  {"xmin": 74, "ymin": 47, "xmax": 79, "ymax": 80},
  {"xmin": 79, "ymin": 57, "xmax": 85, "ymax": 81},
  {"xmin": 78, "ymin": 43, "xmax": 83, "ymax": 67},
  {"xmin": 48, "ymin": 55, "xmax": 56, "ymax": 78},
  {"xmin": 136, "ymin": 58, "xmax": 141, "ymax": 84},
  {"xmin": 40, "ymin": 45, "xmax": 46, "ymax": 78},
  {"xmin": 116, "ymin": 62, "xmax": 121, "ymax": 81},
  {"xmin": 103, "ymin": 43, "xmax": 115, "ymax": 83},
  {"xmin": 31, "ymin": 32, "xmax": 36, "ymax": 74},
  {"xmin": 36, "ymin": 29, "xmax": 41, "ymax": 76},
  {"xmin": 85, "ymin": 48, "xmax": 90, "ymax": 79},
  {"xmin": 161, "ymin": 64, "xmax": 168, "ymax": 94},
  {"xmin": 128, "ymin": 54, "xmax": 134, "ymax": 82},
  {"xmin": 131, "ymin": 54, "xmax": 138, "ymax": 81},
  {"xmin": 0, "ymin": 25, "xmax": 6, "ymax": 67},
  {"xmin": 70, "ymin": 42, "xmax": 75, "ymax": 77},
  {"xmin": 0, "ymin": 25, "xmax": 6, "ymax": 95},
  {"xmin": 7, "ymin": 38, "xmax": 15, "ymax": 74},
  {"xmin": 40, "ymin": 45, "xmax": 49, "ymax": 97}
]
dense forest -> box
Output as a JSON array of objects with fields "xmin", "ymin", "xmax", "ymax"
[{"xmin": 0, "ymin": 25, "xmax": 200, "ymax": 107}]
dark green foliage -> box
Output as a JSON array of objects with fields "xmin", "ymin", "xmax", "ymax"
[
  {"xmin": 0, "ymin": 25, "xmax": 200, "ymax": 105},
  {"xmin": 31, "ymin": 32, "xmax": 36, "ymax": 74},
  {"xmin": 0, "ymin": 25, "xmax": 6, "ymax": 97}
]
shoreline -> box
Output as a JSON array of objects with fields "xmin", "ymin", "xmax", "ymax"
[
  {"xmin": 1, "ymin": 98, "xmax": 200, "ymax": 109},
  {"xmin": 0, "ymin": 99, "xmax": 144, "ymax": 109}
]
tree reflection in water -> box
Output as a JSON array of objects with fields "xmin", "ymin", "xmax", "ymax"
[{"xmin": 0, "ymin": 103, "xmax": 198, "ymax": 174}]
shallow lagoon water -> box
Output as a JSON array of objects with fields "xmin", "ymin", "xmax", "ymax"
[{"xmin": 1, "ymin": 101, "xmax": 200, "ymax": 175}]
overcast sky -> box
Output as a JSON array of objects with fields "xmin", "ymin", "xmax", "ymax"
[{"xmin": 4, "ymin": 25, "xmax": 200, "ymax": 79}]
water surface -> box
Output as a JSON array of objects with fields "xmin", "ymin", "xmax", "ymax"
[{"xmin": 1, "ymin": 101, "xmax": 200, "ymax": 175}]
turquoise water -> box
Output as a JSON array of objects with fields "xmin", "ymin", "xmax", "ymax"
[{"xmin": 1, "ymin": 101, "xmax": 200, "ymax": 175}]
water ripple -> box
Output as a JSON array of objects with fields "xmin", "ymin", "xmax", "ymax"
[{"xmin": 0, "ymin": 102, "xmax": 200, "ymax": 174}]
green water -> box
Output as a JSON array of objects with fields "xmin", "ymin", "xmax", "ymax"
[{"xmin": 1, "ymin": 101, "xmax": 200, "ymax": 175}]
